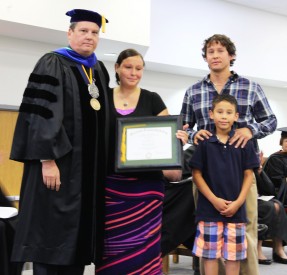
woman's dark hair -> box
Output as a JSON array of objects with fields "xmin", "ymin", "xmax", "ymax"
[
  {"xmin": 115, "ymin": 49, "xmax": 145, "ymax": 84},
  {"xmin": 202, "ymin": 34, "xmax": 236, "ymax": 66},
  {"xmin": 211, "ymin": 94, "xmax": 238, "ymax": 112}
]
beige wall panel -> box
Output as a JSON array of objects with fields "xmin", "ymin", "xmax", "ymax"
[{"xmin": 0, "ymin": 110, "xmax": 23, "ymax": 207}]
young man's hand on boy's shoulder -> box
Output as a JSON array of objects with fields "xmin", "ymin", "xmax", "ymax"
[
  {"xmin": 193, "ymin": 129, "xmax": 213, "ymax": 145},
  {"xmin": 229, "ymin": 127, "xmax": 253, "ymax": 148}
]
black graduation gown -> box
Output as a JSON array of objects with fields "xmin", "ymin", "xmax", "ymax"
[
  {"xmin": 264, "ymin": 152, "xmax": 287, "ymax": 204},
  {"xmin": 10, "ymin": 53, "xmax": 109, "ymax": 265},
  {"xmin": 258, "ymin": 199, "xmax": 287, "ymax": 243}
]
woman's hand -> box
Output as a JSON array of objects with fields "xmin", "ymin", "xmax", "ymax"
[
  {"xmin": 175, "ymin": 124, "xmax": 189, "ymax": 145},
  {"xmin": 176, "ymin": 130, "xmax": 188, "ymax": 145}
]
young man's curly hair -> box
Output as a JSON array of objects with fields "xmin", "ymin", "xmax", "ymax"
[{"xmin": 202, "ymin": 34, "xmax": 236, "ymax": 66}]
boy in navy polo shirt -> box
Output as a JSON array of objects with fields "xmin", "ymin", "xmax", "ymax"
[{"xmin": 190, "ymin": 94, "xmax": 259, "ymax": 275}]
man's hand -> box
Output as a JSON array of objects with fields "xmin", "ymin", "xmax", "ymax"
[
  {"xmin": 41, "ymin": 160, "xmax": 61, "ymax": 191},
  {"xmin": 229, "ymin": 127, "xmax": 253, "ymax": 148},
  {"xmin": 194, "ymin": 129, "xmax": 213, "ymax": 145}
]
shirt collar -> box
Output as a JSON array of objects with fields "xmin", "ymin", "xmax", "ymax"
[
  {"xmin": 204, "ymin": 71, "xmax": 239, "ymax": 84},
  {"xmin": 208, "ymin": 129, "xmax": 236, "ymax": 143}
]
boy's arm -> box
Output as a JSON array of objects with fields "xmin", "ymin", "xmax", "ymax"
[
  {"xmin": 192, "ymin": 168, "xmax": 231, "ymax": 212},
  {"xmin": 236, "ymin": 169, "xmax": 254, "ymax": 205},
  {"xmin": 221, "ymin": 169, "xmax": 254, "ymax": 217}
]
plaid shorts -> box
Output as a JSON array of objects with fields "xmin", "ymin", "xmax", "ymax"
[{"xmin": 192, "ymin": 221, "xmax": 247, "ymax": 261}]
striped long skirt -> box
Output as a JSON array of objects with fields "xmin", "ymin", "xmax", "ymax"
[{"xmin": 96, "ymin": 175, "xmax": 165, "ymax": 275}]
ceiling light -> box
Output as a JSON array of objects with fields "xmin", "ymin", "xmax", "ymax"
[{"xmin": 104, "ymin": 53, "xmax": 116, "ymax": 56}]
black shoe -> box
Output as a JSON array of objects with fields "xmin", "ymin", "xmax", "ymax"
[
  {"xmin": 258, "ymin": 259, "xmax": 272, "ymax": 265},
  {"xmin": 273, "ymin": 252, "xmax": 287, "ymax": 264}
]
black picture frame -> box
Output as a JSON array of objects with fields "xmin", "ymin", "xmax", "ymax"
[{"xmin": 115, "ymin": 115, "xmax": 182, "ymax": 172}]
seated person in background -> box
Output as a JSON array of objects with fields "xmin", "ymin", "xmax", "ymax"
[
  {"xmin": 0, "ymin": 185, "xmax": 22, "ymax": 275},
  {"xmin": 263, "ymin": 127, "xmax": 287, "ymax": 205},
  {"xmin": 255, "ymin": 151, "xmax": 287, "ymax": 265},
  {"xmin": 161, "ymin": 144, "xmax": 196, "ymax": 256}
]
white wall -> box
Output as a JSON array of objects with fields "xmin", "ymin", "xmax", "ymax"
[
  {"xmin": 0, "ymin": 0, "xmax": 150, "ymax": 46},
  {"xmin": 0, "ymin": 37, "xmax": 56, "ymax": 106},
  {"xmin": 146, "ymin": 0, "xmax": 287, "ymax": 84}
]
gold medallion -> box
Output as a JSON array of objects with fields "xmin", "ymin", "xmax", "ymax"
[{"xmin": 90, "ymin": 98, "xmax": 101, "ymax": 111}]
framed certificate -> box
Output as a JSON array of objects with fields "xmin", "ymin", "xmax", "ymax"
[{"xmin": 115, "ymin": 115, "xmax": 182, "ymax": 172}]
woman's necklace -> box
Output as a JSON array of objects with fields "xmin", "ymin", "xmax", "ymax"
[
  {"xmin": 116, "ymin": 87, "xmax": 139, "ymax": 108},
  {"xmin": 119, "ymin": 94, "xmax": 129, "ymax": 107}
]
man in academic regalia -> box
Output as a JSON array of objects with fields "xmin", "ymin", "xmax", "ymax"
[{"xmin": 10, "ymin": 9, "xmax": 110, "ymax": 275}]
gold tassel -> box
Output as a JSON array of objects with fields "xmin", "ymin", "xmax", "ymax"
[{"xmin": 101, "ymin": 15, "xmax": 106, "ymax": 33}]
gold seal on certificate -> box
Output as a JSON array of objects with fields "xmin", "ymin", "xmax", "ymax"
[{"xmin": 90, "ymin": 98, "xmax": 101, "ymax": 110}]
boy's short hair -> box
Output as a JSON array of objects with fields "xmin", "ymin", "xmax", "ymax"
[
  {"xmin": 202, "ymin": 34, "xmax": 236, "ymax": 66},
  {"xmin": 211, "ymin": 94, "xmax": 238, "ymax": 112}
]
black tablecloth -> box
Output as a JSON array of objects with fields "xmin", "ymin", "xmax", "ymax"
[{"xmin": 161, "ymin": 180, "xmax": 196, "ymax": 256}]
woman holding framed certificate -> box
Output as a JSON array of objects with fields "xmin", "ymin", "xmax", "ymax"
[{"xmin": 95, "ymin": 49, "xmax": 187, "ymax": 274}]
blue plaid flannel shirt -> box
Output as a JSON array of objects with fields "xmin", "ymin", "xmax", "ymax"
[{"xmin": 180, "ymin": 72, "xmax": 277, "ymax": 152}]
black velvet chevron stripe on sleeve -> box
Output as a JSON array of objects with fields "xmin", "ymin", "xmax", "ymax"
[
  {"xmin": 19, "ymin": 102, "xmax": 53, "ymax": 119},
  {"xmin": 28, "ymin": 73, "xmax": 59, "ymax": 86},
  {"xmin": 24, "ymin": 88, "xmax": 57, "ymax": 102}
]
